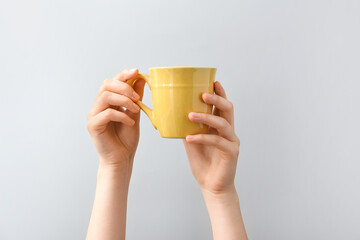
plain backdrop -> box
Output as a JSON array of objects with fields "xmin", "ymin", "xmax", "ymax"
[{"xmin": 1, "ymin": 0, "xmax": 360, "ymax": 239}]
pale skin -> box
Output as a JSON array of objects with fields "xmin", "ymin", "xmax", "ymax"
[{"xmin": 86, "ymin": 68, "xmax": 247, "ymax": 240}]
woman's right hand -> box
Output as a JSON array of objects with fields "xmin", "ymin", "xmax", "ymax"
[{"xmin": 86, "ymin": 68, "xmax": 145, "ymax": 167}]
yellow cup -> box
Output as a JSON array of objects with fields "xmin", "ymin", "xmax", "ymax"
[{"xmin": 127, "ymin": 66, "xmax": 217, "ymax": 138}]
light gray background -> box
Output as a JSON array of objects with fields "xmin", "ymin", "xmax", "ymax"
[{"xmin": 1, "ymin": 0, "xmax": 359, "ymax": 239}]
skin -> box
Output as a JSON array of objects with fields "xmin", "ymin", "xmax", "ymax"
[{"xmin": 86, "ymin": 68, "xmax": 247, "ymax": 240}]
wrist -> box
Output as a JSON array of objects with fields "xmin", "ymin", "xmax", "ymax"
[
  {"xmin": 201, "ymin": 184, "xmax": 239, "ymax": 206},
  {"xmin": 99, "ymin": 155, "xmax": 134, "ymax": 175},
  {"xmin": 97, "ymin": 159, "xmax": 134, "ymax": 187}
]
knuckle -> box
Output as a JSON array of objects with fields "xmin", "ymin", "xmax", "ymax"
[
  {"xmin": 213, "ymin": 94, "xmax": 223, "ymax": 103},
  {"xmin": 198, "ymin": 134, "xmax": 206, "ymax": 141},
  {"xmin": 102, "ymin": 78, "xmax": 111, "ymax": 87},
  {"xmin": 101, "ymin": 90, "xmax": 111, "ymax": 100},
  {"xmin": 213, "ymin": 94, "xmax": 221, "ymax": 102},
  {"xmin": 218, "ymin": 137, "xmax": 227, "ymax": 147},
  {"xmin": 219, "ymin": 119, "xmax": 228, "ymax": 129},
  {"xmin": 124, "ymin": 97, "xmax": 133, "ymax": 106},
  {"xmin": 104, "ymin": 108, "xmax": 115, "ymax": 118},
  {"xmin": 86, "ymin": 120, "xmax": 94, "ymax": 132},
  {"xmin": 203, "ymin": 113, "xmax": 211, "ymax": 122},
  {"xmin": 236, "ymin": 137, "xmax": 240, "ymax": 146},
  {"xmin": 119, "ymin": 83, "xmax": 131, "ymax": 94},
  {"xmin": 100, "ymin": 79, "xmax": 112, "ymax": 93},
  {"xmin": 227, "ymin": 101, "xmax": 234, "ymax": 111}
]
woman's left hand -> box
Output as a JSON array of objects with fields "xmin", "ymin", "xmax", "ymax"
[{"xmin": 183, "ymin": 81, "xmax": 240, "ymax": 195}]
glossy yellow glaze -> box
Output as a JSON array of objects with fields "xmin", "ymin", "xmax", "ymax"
[{"xmin": 127, "ymin": 66, "xmax": 216, "ymax": 138}]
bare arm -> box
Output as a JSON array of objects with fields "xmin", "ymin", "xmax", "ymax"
[
  {"xmin": 183, "ymin": 81, "xmax": 247, "ymax": 239},
  {"xmin": 202, "ymin": 187, "xmax": 246, "ymax": 239},
  {"xmin": 87, "ymin": 163, "xmax": 131, "ymax": 240},
  {"xmin": 86, "ymin": 68, "xmax": 145, "ymax": 240}
]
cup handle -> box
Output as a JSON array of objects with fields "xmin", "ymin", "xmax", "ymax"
[{"xmin": 127, "ymin": 73, "xmax": 157, "ymax": 129}]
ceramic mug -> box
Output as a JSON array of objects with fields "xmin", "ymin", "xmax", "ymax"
[{"xmin": 127, "ymin": 66, "xmax": 217, "ymax": 138}]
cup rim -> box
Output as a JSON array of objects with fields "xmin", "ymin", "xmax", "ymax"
[{"xmin": 149, "ymin": 66, "xmax": 217, "ymax": 70}]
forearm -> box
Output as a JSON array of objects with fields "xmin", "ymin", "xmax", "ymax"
[
  {"xmin": 202, "ymin": 186, "xmax": 247, "ymax": 240},
  {"xmin": 86, "ymin": 161, "xmax": 132, "ymax": 240}
]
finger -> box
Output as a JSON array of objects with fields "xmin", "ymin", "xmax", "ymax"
[
  {"xmin": 113, "ymin": 68, "xmax": 138, "ymax": 82},
  {"xmin": 88, "ymin": 108, "xmax": 135, "ymax": 133},
  {"xmin": 188, "ymin": 112, "xmax": 237, "ymax": 141},
  {"xmin": 126, "ymin": 79, "xmax": 146, "ymax": 121},
  {"xmin": 132, "ymin": 78, "xmax": 146, "ymax": 101},
  {"xmin": 213, "ymin": 106, "xmax": 220, "ymax": 116},
  {"xmin": 212, "ymin": 81, "xmax": 226, "ymax": 117},
  {"xmin": 202, "ymin": 92, "xmax": 234, "ymax": 126},
  {"xmin": 90, "ymin": 91, "xmax": 140, "ymax": 116},
  {"xmin": 185, "ymin": 134, "xmax": 238, "ymax": 155},
  {"xmin": 214, "ymin": 81, "xmax": 227, "ymax": 99},
  {"xmin": 203, "ymin": 93, "xmax": 232, "ymax": 113},
  {"xmin": 97, "ymin": 78, "xmax": 140, "ymax": 101}
]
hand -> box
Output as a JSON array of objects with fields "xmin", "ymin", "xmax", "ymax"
[
  {"xmin": 87, "ymin": 68, "xmax": 145, "ymax": 167},
  {"xmin": 183, "ymin": 82, "xmax": 240, "ymax": 195}
]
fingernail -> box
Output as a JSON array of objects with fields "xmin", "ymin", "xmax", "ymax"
[
  {"xmin": 186, "ymin": 135, "xmax": 194, "ymax": 141},
  {"xmin": 133, "ymin": 103, "xmax": 140, "ymax": 111},
  {"xmin": 129, "ymin": 68, "xmax": 137, "ymax": 73},
  {"xmin": 133, "ymin": 91, "xmax": 140, "ymax": 99},
  {"xmin": 190, "ymin": 112, "xmax": 200, "ymax": 119},
  {"xmin": 203, "ymin": 93, "xmax": 212, "ymax": 99}
]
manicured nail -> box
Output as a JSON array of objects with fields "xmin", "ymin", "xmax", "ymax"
[
  {"xmin": 133, "ymin": 91, "xmax": 140, "ymax": 99},
  {"xmin": 129, "ymin": 68, "xmax": 137, "ymax": 73}
]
